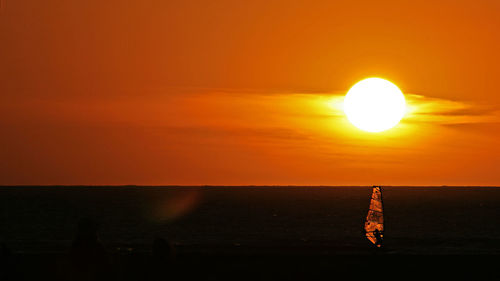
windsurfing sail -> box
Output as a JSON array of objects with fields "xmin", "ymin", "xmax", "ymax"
[{"xmin": 364, "ymin": 186, "xmax": 384, "ymax": 247}]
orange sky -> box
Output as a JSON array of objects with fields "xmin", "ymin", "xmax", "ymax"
[{"xmin": 1, "ymin": 0, "xmax": 499, "ymax": 185}]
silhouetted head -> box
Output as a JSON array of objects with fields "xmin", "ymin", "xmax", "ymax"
[
  {"xmin": 75, "ymin": 218, "xmax": 100, "ymax": 242},
  {"xmin": 70, "ymin": 218, "xmax": 108, "ymax": 274},
  {"xmin": 0, "ymin": 243, "xmax": 11, "ymax": 257},
  {"xmin": 152, "ymin": 238, "xmax": 173, "ymax": 260}
]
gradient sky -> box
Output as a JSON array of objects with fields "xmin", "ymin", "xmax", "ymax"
[{"xmin": 1, "ymin": 0, "xmax": 499, "ymax": 185}]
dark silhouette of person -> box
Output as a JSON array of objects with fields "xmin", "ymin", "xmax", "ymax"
[
  {"xmin": 148, "ymin": 238, "xmax": 176, "ymax": 281},
  {"xmin": 152, "ymin": 237, "xmax": 175, "ymax": 261},
  {"xmin": 0, "ymin": 243, "xmax": 14, "ymax": 280},
  {"xmin": 69, "ymin": 218, "xmax": 110, "ymax": 281}
]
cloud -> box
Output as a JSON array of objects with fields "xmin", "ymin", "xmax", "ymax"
[{"xmin": 402, "ymin": 94, "xmax": 500, "ymax": 125}]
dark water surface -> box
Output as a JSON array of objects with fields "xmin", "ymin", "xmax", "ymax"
[{"xmin": 2, "ymin": 186, "xmax": 500, "ymax": 255}]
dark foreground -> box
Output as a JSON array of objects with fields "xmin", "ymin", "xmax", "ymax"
[{"xmin": 1, "ymin": 186, "xmax": 500, "ymax": 280}]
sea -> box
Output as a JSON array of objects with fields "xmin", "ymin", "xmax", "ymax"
[
  {"xmin": 1, "ymin": 186, "xmax": 500, "ymax": 254},
  {"xmin": 1, "ymin": 186, "xmax": 500, "ymax": 280}
]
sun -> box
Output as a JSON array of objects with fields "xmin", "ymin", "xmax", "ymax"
[{"xmin": 343, "ymin": 78, "xmax": 406, "ymax": 133}]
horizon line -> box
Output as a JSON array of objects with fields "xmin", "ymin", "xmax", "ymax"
[{"xmin": 1, "ymin": 185, "xmax": 499, "ymax": 188}]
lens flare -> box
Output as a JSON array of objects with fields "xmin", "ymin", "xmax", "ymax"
[{"xmin": 149, "ymin": 188, "xmax": 202, "ymax": 222}]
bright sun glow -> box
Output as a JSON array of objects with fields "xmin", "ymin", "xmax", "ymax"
[{"xmin": 344, "ymin": 78, "xmax": 406, "ymax": 133}]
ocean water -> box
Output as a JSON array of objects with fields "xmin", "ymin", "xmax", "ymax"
[{"xmin": 1, "ymin": 186, "xmax": 500, "ymax": 255}]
